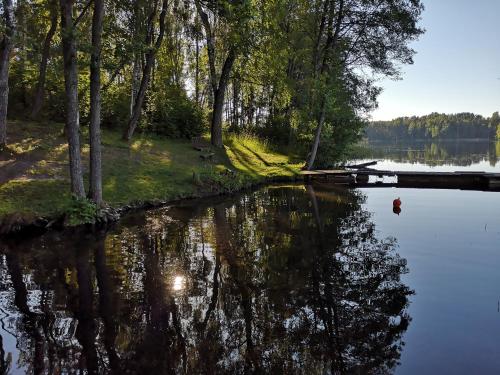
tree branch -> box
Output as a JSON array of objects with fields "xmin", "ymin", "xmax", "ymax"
[
  {"xmin": 74, "ymin": 0, "xmax": 93, "ymax": 27},
  {"xmin": 195, "ymin": 0, "xmax": 217, "ymax": 93},
  {"xmin": 102, "ymin": 59, "xmax": 127, "ymax": 92}
]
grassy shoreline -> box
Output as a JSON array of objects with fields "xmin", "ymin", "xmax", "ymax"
[{"xmin": 0, "ymin": 121, "xmax": 303, "ymax": 233}]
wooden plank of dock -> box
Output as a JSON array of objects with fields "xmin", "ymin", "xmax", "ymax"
[
  {"xmin": 300, "ymin": 170, "xmax": 346, "ymax": 176},
  {"xmin": 300, "ymin": 169, "xmax": 500, "ymax": 191}
]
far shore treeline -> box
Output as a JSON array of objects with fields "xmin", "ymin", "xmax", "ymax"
[{"xmin": 367, "ymin": 112, "xmax": 500, "ymax": 141}]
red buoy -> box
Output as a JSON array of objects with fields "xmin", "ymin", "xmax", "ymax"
[{"xmin": 393, "ymin": 197, "xmax": 401, "ymax": 207}]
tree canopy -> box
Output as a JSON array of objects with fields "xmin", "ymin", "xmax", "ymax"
[{"xmin": 0, "ymin": 0, "xmax": 425, "ymax": 202}]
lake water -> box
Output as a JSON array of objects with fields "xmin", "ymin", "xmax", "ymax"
[
  {"xmin": 1, "ymin": 140, "xmax": 500, "ymax": 374},
  {"xmin": 355, "ymin": 139, "xmax": 500, "ymax": 172}
]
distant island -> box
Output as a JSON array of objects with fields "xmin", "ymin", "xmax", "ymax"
[{"xmin": 366, "ymin": 112, "xmax": 500, "ymax": 141}]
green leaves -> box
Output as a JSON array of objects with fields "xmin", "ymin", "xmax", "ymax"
[{"xmin": 63, "ymin": 196, "xmax": 98, "ymax": 226}]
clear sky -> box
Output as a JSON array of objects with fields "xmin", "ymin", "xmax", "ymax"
[{"xmin": 371, "ymin": 0, "xmax": 500, "ymax": 121}]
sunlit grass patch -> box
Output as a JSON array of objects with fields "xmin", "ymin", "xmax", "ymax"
[
  {"xmin": 224, "ymin": 133, "xmax": 301, "ymax": 178},
  {"xmin": 27, "ymin": 160, "xmax": 64, "ymax": 177},
  {"xmin": 0, "ymin": 179, "xmax": 71, "ymax": 217},
  {"xmin": 1, "ymin": 122, "xmax": 301, "ymax": 220}
]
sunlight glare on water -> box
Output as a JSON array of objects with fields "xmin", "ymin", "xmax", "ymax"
[{"xmin": 172, "ymin": 275, "xmax": 185, "ymax": 291}]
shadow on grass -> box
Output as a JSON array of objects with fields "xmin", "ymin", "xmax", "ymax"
[
  {"xmin": 1, "ymin": 124, "xmax": 300, "ymax": 218},
  {"xmin": 241, "ymin": 144, "xmax": 300, "ymax": 175},
  {"xmin": 0, "ymin": 122, "xmax": 69, "ymax": 185},
  {"xmin": 242, "ymin": 145, "xmax": 271, "ymax": 166},
  {"xmin": 224, "ymin": 137, "xmax": 299, "ymax": 178}
]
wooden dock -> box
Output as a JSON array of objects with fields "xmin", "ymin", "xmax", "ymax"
[{"xmin": 301, "ymin": 169, "xmax": 500, "ymax": 191}]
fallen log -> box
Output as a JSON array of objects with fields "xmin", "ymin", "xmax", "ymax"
[
  {"xmin": 341, "ymin": 160, "xmax": 378, "ymax": 169},
  {"xmin": 191, "ymin": 136, "xmax": 211, "ymax": 151}
]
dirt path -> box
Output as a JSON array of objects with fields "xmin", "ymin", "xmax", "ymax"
[
  {"xmin": 0, "ymin": 157, "xmax": 37, "ymax": 184},
  {"xmin": 0, "ymin": 122, "xmax": 68, "ymax": 185}
]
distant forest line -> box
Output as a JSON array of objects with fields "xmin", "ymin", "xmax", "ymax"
[
  {"xmin": 366, "ymin": 112, "xmax": 500, "ymax": 141},
  {"xmin": 357, "ymin": 139, "xmax": 500, "ymax": 167}
]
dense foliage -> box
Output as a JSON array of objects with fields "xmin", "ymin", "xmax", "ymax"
[
  {"xmin": 0, "ymin": 0, "xmax": 424, "ymax": 203},
  {"xmin": 367, "ymin": 112, "xmax": 500, "ymax": 141}
]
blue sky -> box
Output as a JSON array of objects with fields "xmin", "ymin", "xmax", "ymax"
[{"xmin": 371, "ymin": 0, "xmax": 500, "ymax": 121}]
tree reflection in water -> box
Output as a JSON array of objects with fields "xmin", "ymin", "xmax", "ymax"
[
  {"xmin": 0, "ymin": 184, "xmax": 412, "ymax": 374},
  {"xmin": 365, "ymin": 139, "xmax": 500, "ymax": 167}
]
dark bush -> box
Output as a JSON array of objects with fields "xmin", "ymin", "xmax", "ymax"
[
  {"xmin": 150, "ymin": 85, "xmax": 207, "ymax": 139},
  {"xmin": 256, "ymin": 114, "xmax": 291, "ymax": 145},
  {"xmin": 102, "ymin": 86, "xmax": 131, "ymax": 130}
]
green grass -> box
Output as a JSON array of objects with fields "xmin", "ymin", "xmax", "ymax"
[
  {"xmin": 0, "ymin": 179, "xmax": 72, "ymax": 218},
  {"xmin": 0, "ymin": 121, "xmax": 302, "ymax": 220},
  {"xmin": 224, "ymin": 134, "xmax": 300, "ymax": 178}
]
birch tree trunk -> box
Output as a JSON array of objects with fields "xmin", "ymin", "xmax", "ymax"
[
  {"xmin": 130, "ymin": 56, "xmax": 141, "ymax": 117},
  {"xmin": 0, "ymin": 0, "xmax": 14, "ymax": 148},
  {"xmin": 123, "ymin": 0, "xmax": 168, "ymax": 142},
  {"xmin": 89, "ymin": 0, "xmax": 104, "ymax": 205},
  {"xmin": 30, "ymin": 0, "xmax": 58, "ymax": 119},
  {"xmin": 195, "ymin": 29, "xmax": 200, "ymax": 105},
  {"xmin": 60, "ymin": 0, "xmax": 85, "ymax": 197}
]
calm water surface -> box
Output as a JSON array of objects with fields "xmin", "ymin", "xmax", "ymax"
[
  {"xmin": 1, "ymin": 141, "xmax": 500, "ymax": 374},
  {"xmin": 355, "ymin": 139, "xmax": 500, "ymax": 172}
]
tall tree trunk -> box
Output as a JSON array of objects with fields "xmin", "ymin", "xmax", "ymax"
[
  {"xmin": 210, "ymin": 50, "xmax": 235, "ymax": 147},
  {"xmin": 0, "ymin": 0, "xmax": 14, "ymax": 148},
  {"xmin": 248, "ymin": 87, "xmax": 255, "ymax": 127},
  {"xmin": 306, "ymin": 0, "xmax": 344, "ymax": 170},
  {"xmin": 123, "ymin": 0, "xmax": 168, "ymax": 141},
  {"xmin": 129, "ymin": 0, "xmax": 141, "ymax": 117},
  {"xmin": 195, "ymin": 27, "xmax": 200, "ymax": 105},
  {"xmin": 89, "ymin": 0, "xmax": 104, "ymax": 205},
  {"xmin": 129, "ymin": 1, "xmax": 142, "ymax": 119},
  {"xmin": 306, "ymin": 99, "xmax": 326, "ymax": 169},
  {"xmin": 130, "ymin": 56, "xmax": 141, "ymax": 117},
  {"xmin": 312, "ymin": 0, "xmax": 330, "ymax": 76},
  {"xmin": 60, "ymin": 0, "xmax": 85, "ymax": 197},
  {"xmin": 30, "ymin": 0, "xmax": 58, "ymax": 119},
  {"xmin": 16, "ymin": 0, "xmax": 28, "ymax": 107},
  {"xmin": 123, "ymin": 55, "xmax": 152, "ymax": 141},
  {"xmin": 194, "ymin": 0, "xmax": 216, "ymax": 93},
  {"xmin": 195, "ymin": 0, "xmax": 237, "ymax": 148},
  {"xmin": 232, "ymin": 75, "xmax": 240, "ymax": 128}
]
